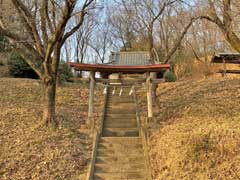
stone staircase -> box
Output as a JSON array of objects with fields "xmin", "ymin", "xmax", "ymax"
[{"xmin": 93, "ymin": 87, "xmax": 148, "ymax": 180}]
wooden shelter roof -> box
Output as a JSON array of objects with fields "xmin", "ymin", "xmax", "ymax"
[
  {"xmin": 69, "ymin": 63, "xmax": 170, "ymax": 73},
  {"xmin": 212, "ymin": 53, "xmax": 240, "ymax": 64}
]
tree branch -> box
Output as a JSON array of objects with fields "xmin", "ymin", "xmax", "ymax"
[
  {"xmin": 11, "ymin": 0, "xmax": 45, "ymax": 56},
  {"xmin": 61, "ymin": 0, "xmax": 94, "ymax": 44},
  {"xmin": 164, "ymin": 17, "xmax": 201, "ymax": 63}
]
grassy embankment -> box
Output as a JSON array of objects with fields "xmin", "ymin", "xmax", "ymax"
[
  {"xmin": 0, "ymin": 78, "xmax": 104, "ymax": 180},
  {"xmin": 138, "ymin": 76, "xmax": 240, "ymax": 180}
]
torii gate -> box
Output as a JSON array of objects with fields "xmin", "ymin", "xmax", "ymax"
[{"xmin": 70, "ymin": 63, "xmax": 170, "ymax": 127}]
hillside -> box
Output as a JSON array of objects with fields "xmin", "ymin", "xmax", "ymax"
[
  {"xmin": 0, "ymin": 78, "xmax": 104, "ymax": 180},
  {"xmin": 1, "ymin": 76, "xmax": 240, "ymax": 180},
  {"xmin": 138, "ymin": 76, "xmax": 240, "ymax": 180}
]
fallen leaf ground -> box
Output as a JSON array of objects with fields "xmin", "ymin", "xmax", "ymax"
[
  {"xmin": 1, "ymin": 76, "xmax": 240, "ymax": 180},
  {"xmin": 138, "ymin": 76, "xmax": 240, "ymax": 180},
  {"xmin": 0, "ymin": 78, "xmax": 104, "ymax": 180}
]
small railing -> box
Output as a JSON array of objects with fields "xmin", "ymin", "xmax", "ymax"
[
  {"xmin": 85, "ymin": 88, "xmax": 108, "ymax": 180},
  {"xmin": 133, "ymin": 88, "xmax": 153, "ymax": 180}
]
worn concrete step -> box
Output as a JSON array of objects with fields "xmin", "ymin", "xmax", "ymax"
[
  {"xmin": 104, "ymin": 118, "xmax": 136, "ymax": 123},
  {"xmin": 106, "ymin": 109, "xmax": 136, "ymax": 115},
  {"xmin": 108, "ymin": 95, "xmax": 133, "ymax": 98},
  {"xmin": 102, "ymin": 128, "xmax": 139, "ymax": 137},
  {"xmin": 106, "ymin": 108, "xmax": 136, "ymax": 114},
  {"xmin": 98, "ymin": 140, "xmax": 142, "ymax": 148},
  {"xmin": 97, "ymin": 142, "xmax": 143, "ymax": 153},
  {"xmin": 106, "ymin": 106, "xmax": 135, "ymax": 111},
  {"xmin": 98, "ymin": 141, "xmax": 142, "ymax": 149},
  {"xmin": 104, "ymin": 121, "xmax": 137, "ymax": 128},
  {"xmin": 95, "ymin": 156, "xmax": 144, "ymax": 164},
  {"xmin": 106, "ymin": 113, "xmax": 136, "ymax": 119},
  {"xmin": 94, "ymin": 172, "xmax": 146, "ymax": 180},
  {"xmin": 108, "ymin": 99, "xmax": 135, "ymax": 104},
  {"xmin": 107, "ymin": 103, "xmax": 135, "ymax": 108},
  {"xmin": 108, "ymin": 99, "xmax": 134, "ymax": 102},
  {"xmin": 99, "ymin": 137, "xmax": 141, "ymax": 144},
  {"xmin": 104, "ymin": 117, "xmax": 136, "ymax": 121},
  {"xmin": 108, "ymin": 100, "xmax": 134, "ymax": 102},
  {"xmin": 95, "ymin": 163, "xmax": 146, "ymax": 173},
  {"xmin": 97, "ymin": 149, "xmax": 143, "ymax": 157},
  {"xmin": 104, "ymin": 116, "xmax": 136, "ymax": 121},
  {"xmin": 104, "ymin": 118, "xmax": 137, "ymax": 123},
  {"xmin": 107, "ymin": 102, "xmax": 135, "ymax": 106},
  {"xmin": 98, "ymin": 146, "xmax": 143, "ymax": 155},
  {"xmin": 108, "ymin": 98, "xmax": 134, "ymax": 102},
  {"xmin": 106, "ymin": 102, "xmax": 136, "ymax": 109}
]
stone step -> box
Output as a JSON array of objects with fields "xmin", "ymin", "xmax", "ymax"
[
  {"xmin": 108, "ymin": 98, "xmax": 134, "ymax": 102},
  {"xmin": 106, "ymin": 108, "xmax": 136, "ymax": 114},
  {"xmin": 106, "ymin": 110, "xmax": 136, "ymax": 115},
  {"xmin": 98, "ymin": 140, "xmax": 142, "ymax": 149},
  {"xmin": 95, "ymin": 163, "xmax": 146, "ymax": 173},
  {"xmin": 108, "ymin": 95, "xmax": 133, "ymax": 98},
  {"xmin": 98, "ymin": 146, "xmax": 143, "ymax": 156},
  {"xmin": 97, "ymin": 146, "xmax": 143, "ymax": 156},
  {"xmin": 107, "ymin": 102, "xmax": 135, "ymax": 106},
  {"xmin": 104, "ymin": 117, "xmax": 136, "ymax": 121},
  {"xmin": 106, "ymin": 107, "xmax": 135, "ymax": 111},
  {"xmin": 95, "ymin": 156, "xmax": 144, "ymax": 164},
  {"xmin": 106, "ymin": 113, "xmax": 136, "ymax": 119},
  {"xmin": 99, "ymin": 137, "xmax": 141, "ymax": 144},
  {"xmin": 94, "ymin": 172, "xmax": 146, "ymax": 180},
  {"xmin": 106, "ymin": 103, "xmax": 136, "ymax": 110},
  {"xmin": 108, "ymin": 97, "xmax": 134, "ymax": 101},
  {"xmin": 102, "ymin": 128, "xmax": 139, "ymax": 137},
  {"xmin": 106, "ymin": 105, "xmax": 135, "ymax": 110},
  {"xmin": 103, "ymin": 121, "xmax": 137, "ymax": 128},
  {"xmin": 108, "ymin": 100, "xmax": 134, "ymax": 103},
  {"xmin": 99, "ymin": 137, "xmax": 142, "ymax": 144}
]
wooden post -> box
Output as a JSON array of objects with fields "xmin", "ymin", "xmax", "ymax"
[
  {"xmin": 223, "ymin": 59, "xmax": 226, "ymax": 77},
  {"xmin": 146, "ymin": 72, "xmax": 153, "ymax": 119},
  {"xmin": 88, "ymin": 71, "xmax": 95, "ymax": 128},
  {"xmin": 150, "ymin": 72, "xmax": 157, "ymax": 103}
]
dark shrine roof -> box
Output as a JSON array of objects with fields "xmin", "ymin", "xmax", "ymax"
[{"xmin": 109, "ymin": 51, "xmax": 150, "ymax": 66}]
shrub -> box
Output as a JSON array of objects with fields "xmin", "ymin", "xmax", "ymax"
[
  {"xmin": 0, "ymin": 34, "xmax": 8, "ymax": 52},
  {"xmin": 0, "ymin": 60, "xmax": 4, "ymax": 66},
  {"xmin": 58, "ymin": 62, "xmax": 73, "ymax": 82},
  {"xmin": 7, "ymin": 52, "xmax": 39, "ymax": 79},
  {"xmin": 163, "ymin": 70, "xmax": 177, "ymax": 82}
]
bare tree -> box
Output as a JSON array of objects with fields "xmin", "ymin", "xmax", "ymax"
[
  {"xmin": 107, "ymin": 1, "xmax": 137, "ymax": 51},
  {"xmin": 0, "ymin": 0, "xmax": 95, "ymax": 127},
  {"xmin": 200, "ymin": 0, "xmax": 240, "ymax": 52},
  {"xmin": 89, "ymin": 22, "xmax": 113, "ymax": 64},
  {"xmin": 131, "ymin": 0, "xmax": 179, "ymax": 62},
  {"xmin": 73, "ymin": 13, "xmax": 96, "ymax": 64}
]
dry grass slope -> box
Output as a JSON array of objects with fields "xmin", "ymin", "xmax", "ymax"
[
  {"xmin": 139, "ymin": 76, "xmax": 240, "ymax": 180},
  {"xmin": 0, "ymin": 78, "xmax": 104, "ymax": 180}
]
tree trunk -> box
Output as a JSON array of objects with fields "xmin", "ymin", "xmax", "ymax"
[
  {"xmin": 224, "ymin": 31, "xmax": 240, "ymax": 53},
  {"xmin": 43, "ymin": 78, "xmax": 57, "ymax": 127}
]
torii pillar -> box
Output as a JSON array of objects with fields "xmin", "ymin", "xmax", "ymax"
[
  {"xmin": 88, "ymin": 71, "xmax": 95, "ymax": 128},
  {"xmin": 146, "ymin": 72, "xmax": 153, "ymax": 119}
]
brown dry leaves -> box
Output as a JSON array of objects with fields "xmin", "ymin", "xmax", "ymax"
[
  {"xmin": 0, "ymin": 78, "xmax": 104, "ymax": 180},
  {"xmin": 138, "ymin": 76, "xmax": 240, "ymax": 180}
]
